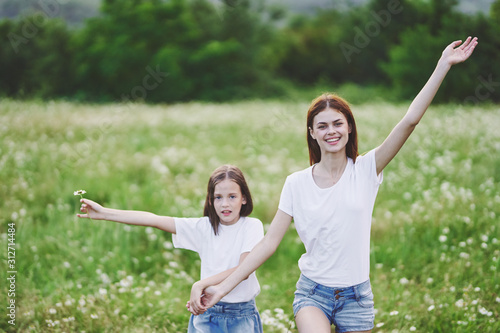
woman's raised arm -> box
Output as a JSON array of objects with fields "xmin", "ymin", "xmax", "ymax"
[{"xmin": 375, "ymin": 36, "xmax": 478, "ymax": 174}]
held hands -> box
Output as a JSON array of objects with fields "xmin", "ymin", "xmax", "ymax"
[
  {"xmin": 77, "ymin": 198, "xmax": 106, "ymax": 220},
  {"xmin": 187, "ymin": 284, "xmax": 224, "ymax": 316},
  {"xmin": 439, "ymin": 36, "xmax": 478, "ymax": 67}
]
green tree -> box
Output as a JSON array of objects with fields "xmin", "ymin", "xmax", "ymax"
[
  {"xmin": 71, "ymin": 0, "xmax": 283, "ymax": 102},
  {"xmin": 30, "ymin": 18, "xmax": 74, "ymax": 97},
  {"xmin": 276, "ymin": 0, "xmax": 424, "ymax": 86},
  {"xmin": 382, "ymin": 14, "xmax": 499, "ymax": 103},
  {"xmin": 0, "ymin": 15, "xmax": 73, "ymax": 98},
  {"xmin": 277, "ymin": 10, "xmax": 349, "ymax": 84},
  {"xmin": 185, "ymin": 0, "xmax": 284, "ymax": 100},
  {"xmin": 492, "ymin": 0, "xmax": 500, "ymax": 19},
  {"xmin": 72, "ymin": 0, "xmax": 198, "ymax": 102},
  {"xmin": 0, "ymin": 19, "xmax": 25, "ymax": 96}
]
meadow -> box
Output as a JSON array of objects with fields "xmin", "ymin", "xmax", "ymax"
[{"xmin": 0, "ymin": 98, "xmax": 499, "ymax": 332}]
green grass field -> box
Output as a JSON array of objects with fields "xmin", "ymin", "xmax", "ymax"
[{"xmin": 0, "ymin": 99, "xmax": 499, "ymax": 332}]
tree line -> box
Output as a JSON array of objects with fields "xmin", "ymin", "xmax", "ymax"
[{"xmin": 1, "ymin": 0, "xmax": 499, "ymax": 104}]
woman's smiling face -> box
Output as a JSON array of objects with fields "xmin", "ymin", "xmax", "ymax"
[{"xmin": 309, "ymin": 108, "xmax": 352, "ymax": 158}]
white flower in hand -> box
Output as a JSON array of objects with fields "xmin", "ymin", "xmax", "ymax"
[{"xmin": 74, "ymin": 190, "xmax": 87, "ymax": 199}]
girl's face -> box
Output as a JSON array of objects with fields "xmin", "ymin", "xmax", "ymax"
[
  {"xmin": 309, "ymin": 108, "xmax": 351, "ymax": 157},
  {"xmin": 213, "ymin": 179, "xmax": 246, "ymax": 226}
]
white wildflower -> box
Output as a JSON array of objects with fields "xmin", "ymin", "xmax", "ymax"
[{"xmin": 74, "ymin": 190, "xmax": 87, "ymax": 197}]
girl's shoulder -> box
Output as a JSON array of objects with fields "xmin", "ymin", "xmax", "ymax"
[
  {"xmin": 175, "ymin": 216, "xmax": 211, "ymax": 230},
  {"xmin": 243, "ymin": 216, "xmax": 262, "ymax": 224},
  {"xmin": 287, "ymin": 165, "xmax": 313, "ymax": 181},
  {"xmin": 240, "ymin": 216, "xmax": 265, "ymax": 238},
  {"xmin": 176, "ymin": 216, "xmax": 210, "ymax": 224},
  {"xmin": 241, "ymin": 216, "xmax": 264, "ymax": 227}
]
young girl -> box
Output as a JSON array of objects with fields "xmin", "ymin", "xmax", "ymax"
[
  {"xmin": 77, "ymin": 165, "xmax": 264, "ymax": 333},
  {"xmin": 188, "ymin": 37, "xmax": 478, "ymax": 333}
]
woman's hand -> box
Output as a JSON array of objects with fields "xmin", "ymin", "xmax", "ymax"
[
  {"xmin": 439, "ymin": 36, "xmax": 478, "ymax": 67},
  {"xmin": 198, "ymin": 285, "xmax": 224, "ymax": 309},
  {"xmin": 187, "ymin": 284, "xmax": 225, "ymax": 316},
  {"xmin": 77, "ymin": 198, "xmax": 106, "ymax": 220}
]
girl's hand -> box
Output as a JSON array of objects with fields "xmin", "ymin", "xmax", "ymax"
[
  {"xmin": 77, "ymin": 198, "xmax": 106, "ymax": 220},
  {"xmin": 189, "ymin": 282, "xmax": 207, "ymax": 315},
  {"xmin": 439, "ymin": 36, "xmax": 478, "ymax": 67}
]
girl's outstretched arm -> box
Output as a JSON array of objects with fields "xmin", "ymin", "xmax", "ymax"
[
  {"xmin": 192, "ymin": 209, "xmax": 293, "ymax": 311},
  {"xmin": 375, "ymin": 36, "xmax": 478, "ymax": 174},
  {"xmin": 77, "ymin": 198, "xmax": 176, "ymax": 233}
]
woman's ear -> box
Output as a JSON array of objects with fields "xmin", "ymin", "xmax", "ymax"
[
  {"xmin": 242, "ymin": 195, "xmax": 247, "ymax": 205},
  {"xmin": 348, "ymin": 123, "xmax": 352, "ymax": 134},
  {"xmin": 309, "ymin": 127, "xmax": 316, "ymax": 140}
]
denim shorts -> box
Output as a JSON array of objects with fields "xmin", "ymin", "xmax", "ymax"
[
  {"xmin": 188, "ymin": 299, "xmax": 263, "ymax": 333},
  {"xmin": 293, "ymin": 274, "xmax": 375, "ymax": 333}
]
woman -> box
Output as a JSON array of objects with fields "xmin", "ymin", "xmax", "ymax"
[{"xmin": 189, "ymin": 37, "xmax": 478, "ymax": 333}]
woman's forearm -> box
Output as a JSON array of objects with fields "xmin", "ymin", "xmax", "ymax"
[
  {"xmin": 215, "ymin": 209, "xmax": 292, "ymax": 296},
  {"xmin": 405, "ymin": 60, "xmax": 451, "ymax": 126},
  {"xmin": 217, "ymin": 235, "xmax": 278, "ymax": 295}
]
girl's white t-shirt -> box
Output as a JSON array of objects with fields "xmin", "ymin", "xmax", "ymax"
[
  {"xmin": 279, "ymin": 149, "xmax": 383, "ymax": 287},
  {"xmin": 172, "ymin": 216, "xmax": 264, "ymax": 303}
]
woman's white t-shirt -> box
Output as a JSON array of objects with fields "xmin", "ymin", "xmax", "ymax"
[
  {"xmin": 278, "ymin": 149, "xmax": 383, "ymax": 287},
  {"xmin": 172, "ymin": 216, "xmax": 264, "ymax": 303}
]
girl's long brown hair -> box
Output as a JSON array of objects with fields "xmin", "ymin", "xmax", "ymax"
[
  {"xmin": 306, "ymin": 94, "xmax": 359, "ymax": 165},
  {"xmin": 203, "ymin": 165, "xmax": 253, "ymax": 235}
]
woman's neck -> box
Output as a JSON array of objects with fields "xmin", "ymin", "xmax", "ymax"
[{"xmin": 313, "ymin": 153, "xmax": 348, "ymax": 187}]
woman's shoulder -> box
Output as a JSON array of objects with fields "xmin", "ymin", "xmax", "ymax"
[{"xmin": 354, "ymin": 149, "xmax": 376, "ymax": 165}]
